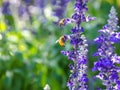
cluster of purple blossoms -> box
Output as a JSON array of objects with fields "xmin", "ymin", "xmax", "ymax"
[
  {"xmin": 52, "ymin": 0, "xmax": 70, "ymax": 22},
  {"xmin": 1, "ymin": 1, "xmax": 11, "ymax": 15},
  {"xmin": 18, "ymin": 1, "xmax": 30, "ymax": 18},
  {"xmin": 34, "ymin": 0, "xmax": 46, "ymax": 14},
  {"xmin": 60, "ymin": 0, "xmax": 95, "ymax": 90},
  {"xmin": 92, "ymin": 7, "xmax": 120, "ymax": 90}
]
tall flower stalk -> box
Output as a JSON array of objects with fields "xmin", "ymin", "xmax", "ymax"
[
  {"xmin": 58, "ymin": 0, "xmax": 95, "ymax": 90},
  {"xmin": 92, "ymin": 7, "xmax": 120, "ymax": 90}
]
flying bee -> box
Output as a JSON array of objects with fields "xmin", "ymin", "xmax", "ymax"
[
  {"xmin": 59, "ymin": 18, "xmax": 66, "ymax": 27},
  {"xmin": 56, "ymin": 36, "xmax": 66, "ymax": 46}
]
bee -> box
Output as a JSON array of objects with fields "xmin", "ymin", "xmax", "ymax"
[
  {"xmin": 59, "ymin": 18, "xmax": 66, "ymax": 27},
  {"xmin": 56, "ymin": 36, "xmax": 66, "ymax": 46}
]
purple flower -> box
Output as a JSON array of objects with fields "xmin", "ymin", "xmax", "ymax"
[
  {"xmin": 34, "ymin": 0, "xmax": 46, "ymax": 9},
  {"xmin": 59, "ymin": 0, "xmax": 95, "ymax": 90},
  {"xmin": 18, "ymin": 4, "xmax": 29, "ymax": 17},
  {"xmin": 1, "ymin": 1, "xmax": 11, "ymax": 15},
  {"xmin": 24, "ymin": 0, "xmax": 32, "ymax": 5},
  {"xmin": 52, "ymin": 0, "xmax": 70, "ymax": 22},
  {"xmin": 92, "ymin": 7, "xmax": 120, "ymax": 90}
]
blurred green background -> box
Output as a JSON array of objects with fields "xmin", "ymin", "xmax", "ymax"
[{"xmin": 0, "ymin": 0, "xmax": 120, "ymax": 90}]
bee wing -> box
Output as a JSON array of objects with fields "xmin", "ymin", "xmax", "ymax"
[{"xmin": 56, "ymin": 40, "xmax": 59, "ymax": 43}]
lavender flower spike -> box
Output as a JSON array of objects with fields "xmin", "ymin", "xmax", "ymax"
[
  {"xmin": 92, "ymin": 7, "xmax": 120, "ymax": 90},
  {"xmin": 52, "ymin": 0, "xmax": 70, "ymax": 22},
  {"xmin": 58, "ymin": 0, "xmax": 95, "ymax": 90}
]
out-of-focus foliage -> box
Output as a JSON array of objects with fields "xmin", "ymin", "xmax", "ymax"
[{"xmin": 0, "ymin": 0, "xmax": 120, "ymax": 90}]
